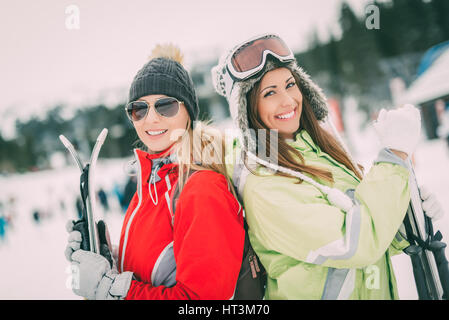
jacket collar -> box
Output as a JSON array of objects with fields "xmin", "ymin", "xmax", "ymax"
[
  {"xmin": 290, "ymin": 130, "xmax": 319, "ymax": 153},
  {"xmin": 134, "ymin": 145, "xmax": 178, "ymax": 184},
  {"xmin": 290, "ymin": 129, "xmax": 360, "ymax": 182},
  {"xmin": 135, "ymin": 144, "xmax": 176, "ymax": 161}
]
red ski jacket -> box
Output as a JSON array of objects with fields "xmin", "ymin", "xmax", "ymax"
[{"xmin": 118, "ymin": 148, "xmax": 244, "ymax": 299}]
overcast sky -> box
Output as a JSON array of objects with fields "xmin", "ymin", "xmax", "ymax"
[{"xmin": 0, "ymin": 0, "xmax": 369, "ymax": 138}]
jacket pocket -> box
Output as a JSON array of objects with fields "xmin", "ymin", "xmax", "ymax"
[{"xmin": 151, "ymin": 241, "xmax": 177, "ymax": 287}]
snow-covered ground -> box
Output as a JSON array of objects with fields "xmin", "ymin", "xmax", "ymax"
[
  {"xmin": 0, "ymin": 130, "xmax": 448, "ymax": 300},
  {"xmin": 0, "ymin": 158, "xmax": 129, "ymax": 299}
]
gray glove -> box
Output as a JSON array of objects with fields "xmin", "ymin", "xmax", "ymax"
[
  {"xmin": 65, "ymin": 220, "xmax": 81, "ymax": 262},
  {"xmin": 71, "ymin": 250, "xmax": 133, "ymax": 300},
  {"xmin": 65, "ymin": 219, "xmax": 115, "ymax": 269}
]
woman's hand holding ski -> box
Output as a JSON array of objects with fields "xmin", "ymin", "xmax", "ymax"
[{"xmin": 71, "ymin": 250, "xmax": 133, "ymax": 300}]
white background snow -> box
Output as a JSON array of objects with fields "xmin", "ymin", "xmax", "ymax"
[{"xmin": 1, "ymin": 119, "xmax": 449, "ymax": 300}]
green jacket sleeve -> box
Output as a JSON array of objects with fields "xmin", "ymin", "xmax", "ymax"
[
  {"xmin": 243, "ymin": 162, "xmax": 410, "ymax": 269},
  {"xmin": 388, "ymin": 231, "xmax": 410, "ymax": 256}
]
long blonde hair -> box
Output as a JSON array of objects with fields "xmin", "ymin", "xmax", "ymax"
[{"xmin": 173, "ymin": 120, "xmax": 237, "ymax": 198}]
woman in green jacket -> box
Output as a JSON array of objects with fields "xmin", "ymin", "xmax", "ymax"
[{"xmin": 211, "ymin": 34, "xmax": 443, "ymax": 299}]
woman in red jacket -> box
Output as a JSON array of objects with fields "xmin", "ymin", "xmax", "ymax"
[{"xmin": 64, "ymin": 44, "xmax": 245, "ymax": 300}]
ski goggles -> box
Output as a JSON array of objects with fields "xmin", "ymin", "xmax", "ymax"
[
  {"xmin": 125, "ymin": 97, "xmax": 183, "ymax": 122},
  {"xmin": 226, "ymin": 34, "xmax": 295, "ymax": 81}
]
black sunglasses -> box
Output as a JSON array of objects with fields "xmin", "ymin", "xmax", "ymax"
[{"xmin": 125, "ymin": 97, "xmax": 183, "ymax": 122}]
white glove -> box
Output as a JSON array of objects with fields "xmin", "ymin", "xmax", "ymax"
[
  {"xmin": 373, "ymin": 104, "xmax": 421, "ymax": 156},
  {"xmin": 71, "ymin": 250, "xmax": 133, "ymax": 300},
  {"xmin": 420, "ymin": 185, "xmax": 444, "ymax": 221}
]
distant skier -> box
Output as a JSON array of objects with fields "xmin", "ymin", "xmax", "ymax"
[
  {"xmin": 97, "ymin": 188, "xmax": 109, "ymax": 213},
  {"xmin": 112, "ymin": 182, "xmax": 124, "ymax": 211},
  {"xmin": 122, "ymin": 176, "xmax": 136, "ymax": 210},
  {"xmin": 5, "ymin": 196, "xmax": 16, "ymax": 230},
  {"xmin": 75, "ymin": 196, "xmax": 83, "ymax": 220},
  {"xmin": 32, "ymin": 209, "xmax": 41, "ymax": 225},
  {"xmin": 0, "ymin": 203, "xmax": 7, "ymax": 243}
]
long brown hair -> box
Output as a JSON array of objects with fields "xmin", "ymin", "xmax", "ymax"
[{"xmin": 246, "ymin": 71, "xmax": 363, "ymax": 184}]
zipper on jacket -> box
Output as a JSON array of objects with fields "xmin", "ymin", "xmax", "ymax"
[{"xmin": 120, "ymin": 149, "xmax": 143, "ymax": 273}]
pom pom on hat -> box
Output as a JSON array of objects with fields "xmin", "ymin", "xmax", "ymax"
[
  {"xmin": 127, "ymin": 43, "xmax": 199, "ymax": 124},
  {"xmin": 148, "ymin": 43, "xmax": 185, "ymax": 65}
]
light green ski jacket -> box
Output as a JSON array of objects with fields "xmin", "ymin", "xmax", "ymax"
[{"xmin": 226, "ymin": 129, "xmax": 411, "ymax": 300}]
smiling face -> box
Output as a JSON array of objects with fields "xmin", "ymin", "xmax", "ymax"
[
  {"xmin": 255, "ymin": 67, "xmax": 302, "ymax": 139},
  {"xmin": 133, "ymin": 94, "xmax": 190, "ymax": 153}
]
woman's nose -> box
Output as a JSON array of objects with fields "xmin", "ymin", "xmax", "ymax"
[
  {"xmin": 145, "ymin": 105, "xmax": 161, "ymax": 123},
  {"xmin": 279, "ymin": 92, "xmax": 296, "ymax": 108}
]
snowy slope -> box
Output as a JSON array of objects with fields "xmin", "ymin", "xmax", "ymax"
[{"xmin": 0, "ymin": 159, "xmax": 128, "ymax": 299}]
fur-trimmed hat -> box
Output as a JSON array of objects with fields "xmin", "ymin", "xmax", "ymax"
[
  {"xmin": 211, "ymin": 35, "xmax": 328, "ymax": 152},
  {"xmin": 210, "ymin": 34, "xmax": 362, "ymax": 213}
]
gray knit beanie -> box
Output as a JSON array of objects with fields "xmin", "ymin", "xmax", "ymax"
[{"xmin": 128, "ymin": 56, "xmax": 199, "ymax": 124}]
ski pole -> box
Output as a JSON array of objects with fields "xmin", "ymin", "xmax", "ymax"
[
  {"xmin": 404, "ymin": 244, "xmax": 433, "ymax": 300},
  {"xmin": 429, "ymin": 241, "xmax": 449, "ymax": 299},
  {"xmin": 427, "ymin": 226, "xmax": 449, "ymax": 300},
  {"xmin": 403, "ymin": 158, "xmax": 445, "ymax": 299}
]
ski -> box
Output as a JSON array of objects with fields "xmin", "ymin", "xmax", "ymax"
[
  {"xmin": 59, "ymin": 128, "xmax": 108, "ymax": 255},
  {"xmin": 403, "ymin": 158, "xmax": 449, "ymax": 300}
]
